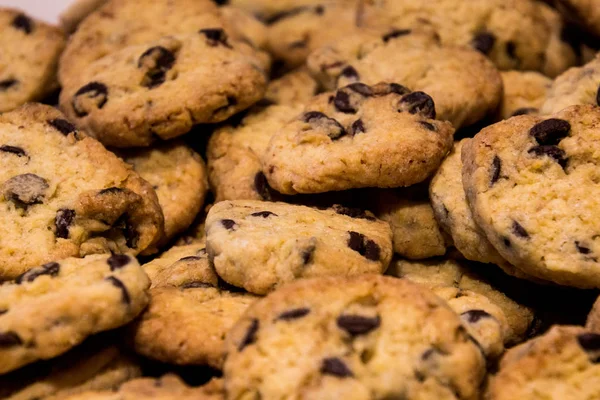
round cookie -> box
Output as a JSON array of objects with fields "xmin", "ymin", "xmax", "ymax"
[
  {"xmin": 541, "ymin": 54, "xmax": 600, "ymax": 115},
  {"xmin": 142, "ymin": 241, "xmax": 211, "ymax": 289},
  {"xmin": 371, "ymin": 185, "xmax": 449, "ymax": 260},
  {"xmin": 60, "ymin": 32, "xmax": 268, "ymax": 148},
  {"xmin": 118, "ymin": 141, "xmax": 208, "ymax": 244},
  {"xmin": 307, "ymin": 28, "xmax": 503, "ymax": 128},
  {"xmin": 499, "ymin": 71, "xmax": 552, "ymax": 120},
  {"xmin": 59, "ymin": 0, "xmax": 107, "ymax": 33},
  {"xmin": 207, "ymin": 104, "xmax": 302, "ymax": 202},
  {"xmin": 462, "ymin": 105, "xmax": 600, "ymax": 288},
  {"xmin": 206, "ymin": 200, "xmax": 393, "ymax": 295},
  {"xmin": 263, "ymin": 68, "xmax": 320, "ymax": 106},
  {"xmin": 0, "ymin": 254, "xmax": 150, "ymax": 374},
  {"xmin": 131, "ymin": 246, "xmax": 258, "ymax": 368},
  {"xmin": 0, "ymin": 9, "xmax": 66, "ymax": 113},
  {"xmin": 487, "ymin": 325, "xmax": 600, "ymax": 400},
  {"xmin": 224, "ymin": 275, "xmax": 486, "ymax": 400},
  {"xmin": 262, "ymin": 82, "xmax": 455, "ymax": 194},
  {"xmin": 0, "ymin": 104, "xmax": 164, "ymax": 280}
]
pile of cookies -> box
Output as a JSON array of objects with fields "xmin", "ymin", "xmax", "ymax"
[{"xmin": 2, "ymin": 0, "xmax": 600, "ymax": 398}]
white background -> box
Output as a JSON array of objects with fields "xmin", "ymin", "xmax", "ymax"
[{"xmin": 0, "ymin": 0, "xmax": 75, "ymax": 23}]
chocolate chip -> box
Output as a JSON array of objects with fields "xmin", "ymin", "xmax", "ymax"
[
  {"xmin": 512, "ymin": 221, "xmax": 530, "ymax": 239},
  {"xmin": 301, "ymin": 243, "xmax": 316, "ymax": 265},
  {"xmin": 337, "ymin": 315, "xmax": 381, "ymax": 336},
  {"xmin": 254, "ymin": 172, "xmax": 272, "ymax": 201},
  {"xmin": 55, "ymin": 209, "xmax": 75, "ymax": 239},
  {"xmin": 491, "ymin": 156, "xmax": 502, "ymax": 185},
  {"xmin": 597, "ymin": 85, "xmax": 600, "ymax": 106},
  {"xmin": 321, "ymin": 357, "xmax": 353, "ymax": 378},
  {"xmin": 238, "ymin": 319, "xmax": 259, "ymax": 351},
  {"xmin": 138, "ymin": 46, "xmax": 176, "ymax": 89},
  {"xmin": 99, "ymin": 187, "xmax": 124, "ymax": 195},
  {"xmin": 506, "ymin": 41, "xmax": 517, "ymax": 59},
  {"xmin": 266, "ymin": 7, "xmax": 310, "ymax": 24},
  {"xmin": 221, "ymin": 219, "xmax": 237, "ymax": 230},
  {"xmin": 511, "ymin": 107, "xmax": 538, "ymax": 117},
  {"xmin": 382, "ymin": 29, "xmax": 411, "ymax": 42},
  {"xmin": 277, "ymin": 308, "xmax": 311, "ymax": 321},
  {"xmin": 339, "ymin": 66, "xmax": 360, "ymax": 82},
  {"xmin": 72, "ymin": 82, "xmax": 108, "ymax": 117},
  {"xmin": 347, "ymin": 231, "xmax": 380, "ymax": 261},
  {"xmin": 528, "ymin": 145, "xmax": 568, "ymax": 168},
  {"xmin": 419, "ymin": 121, "xmax": 436, "ymax": 131},
  {"xmin": 3, "ymin": 173, "xmax": 49, "ymax": 208},
  {"xmin": 332, "ymin": 205, "xmax": 375, "ymax": 221},
  {"xmin": 334, "ymin": 90, "xmax": 356, "ymax": 114},
  {"xmin": 107, "ymin": 254, "xmax": 130, "ymax": 271},
  {"xmin": 199, "ymin": 28, "xmax": 232, "ymax": 48},
  {"xmin": 461, "ymin": 310, "xmax": 492, "ymax": 323},
  {"xmin": 0, "ymin": 79, "xmax": 18, "ymax": 90},
  {"xmin": 503, "ymin": 237, "xmax": 511, "ymax": 247},
  {"xmin": 181, "ymin": 281, "xmax": 214, "ymax": 289},
  {"xmin": 16, "ymin": 262, "xmax": 60, "ymax": 284},
  {"xmin": 251, "ymin": 211, "xmax": 277, "ymax": 218},
  {"xmin": 399, "ymin": 92, "xmax": 436, "ymax": 119},
  {"xmin": 472, "ymin": 32, "xmax": 496, "ymax": 54},
  {"xmin": 529, "ymin": 119, "xmax": 571, "ymax": 145},
  {"xmin": 350, "ymin": 119, "xmax": 366, "ymax": 135},
  {"xmin": 302, "ymin": 111, "xmax": 347, "ymax": 140},
  {"xmin": 0, "ymin": 145, "xmax": 27, "ymax": 158},
  {"xmin": 48, "ymin": 119, "xmax": 77, "ymax": 135},
  {"xmin": 105, "ymin": 276, "xmax": 130, "ymax": 304},
  {"xmin": 0, "ymin": 332, "xmax": 23, "ymax": 348},
  {"xmin": 179, "ymin": 256, "xmax": 204, "ymax": 262},
  {"xmin": 346, "ymin": 83, "xmax": 373, "ymax": 97},
  {"xmin": 12, "ymin": 14, "xmax": 33, "ymax": 34},
  {"xmin": 578, "ymin": 333, "xmax": 600, "ymax": 352},
  {"xmin": 114, "ymin": 215, "xmax": 139, "ymax": 249},
  {"xmin": 575, "ymin": 241, "xmax": 591, "ymax": 255}
]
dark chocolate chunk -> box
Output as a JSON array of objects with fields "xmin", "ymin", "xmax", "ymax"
[
  {"xmin": 332, "ymin": 205, "xmax": 376, "ymax": 221},
  {"xmin": 321, "ymin": 357, "xmax": 353, "ymax": 378},
  {"xmin": 529, "ymin": 118, "xmax": 571, "ymax": 145},
  {"xmin": 301, "ymin": 243, "xmax": 316, "ymax": 265},
  {"xmin": 48, "ymin": 119, "xmax": 77, "ymax": 136},
  {"xmin": 105, "ymin": 276, "xmax": 130, "ymax": 304},
  {"xmin": 350, "ymin": 119, "xmax": 366, "ymax": 135},
  {"xmin": 254, "ymin": 172, "xmax": 272, "ymax": 201},
  {"xmin": 383, "ymin": 29, "xmax": 411, "ymax": 42},
  {"xmin": 3, "ymin": 173, "xmax": 49, "ymax": 208},
  {"xmin": 399, "ymin": 91, "xmax": 436, "ymax": 119},
  {"xmin": 337, "ymin": 314, "xmax": 381, "ymax": 335},
  {"xmin": 138, "ymin": 46, "xmax": 176, "ymax": 89},
  {"xmin": 55, "ymin": 209, "xmax": 75, "ymax": 239},
  {"xmin": 72, "ymin": 82, "xmax": 108, "ymax": 117},
  {"xmin": 491, "ymin": 156, "xmax": 502, "ymax": 185},
  {"xmin": 339, "ymin": 66, "xmax": 360, "ymax": 81},
  {"xmin": 12, "ymin": 14, "xmax": 33, "ymax": 34},
  {"xmin": 503, "ymin": 237, "xmax": 511, "ymax": 247},
  {"xmin": 461, "ymin": 309, "xmax": 492, "ymax": 324},
  {"xmin": 347, "ymin": 231, "xmax": 380, "ymax": 261},
  {"xmin": 506, "ymin": 41, "xmax": 517, "ymax": 59},
  {"xmin": 221, "ymin": 219, "xmax": 237, "ymax": 230},
  {"xmin": 199, "ymin": 28, "xmax": 232, "ymax": 48},
  {"xmin": 277, "ymin": 308, "xmax": 311, "ymax": 321},
  {"xmin": 251, "ymin": 211, "xmax": 278, "ymax": 218},
  {"xmin": 578, "ymin": 333, "xmax": 600, "ymax": 352},
  {"xmin": 115, "ymin": 215, "xmax": 139, "ymax": 249},
  {"xmin": 302, "ymin": 111, "xmax": 347, "ymax": 140},
  {"xmin": 0, "ymin": 332, "xmax": 23, "ymax": 348},
  {"xmin": 576, "ymin": 241, "xmax": 592, "ymax": 254},
  {"xmin": 238, "ymin": 319, "xmax": 259, "ymax": 351},
  {"xmin": 528, "ymin": 145, "xmax": 568, "ymax": 168},
  {"xmin": 346, "ymin": 83, "xmax": 373, "ymax": 97},
  {"xmin": 511, "ymin": 107, "xmax": 538, "ymax": 117},
  {"xmin": 334, "ymin": 90, "xmax": 356, "ymax": 114},
  {"xmin": 16, "ymin": 262, "xmax": 60, "ymax": 284},
  {"xmin": 419, "ymin": 121, "xmax": 436, "ymax": 131},
  {"xmin": 512, "ymin": 221, "xmax": 530, "ymax": 239},
  {"xmin": 0, "ymin": 145, "xmax": 27, "ymax": 158},
  {"xmin": 472, "ymin": 32, "xmax": 496, "ymax": 54},
  {"xmin": 107, "ymin": 254, "xmax": 130, "ymax": 271},
  {"xmin": 0, "ymin": 79, "xmax": 18, "ymax": 91}
]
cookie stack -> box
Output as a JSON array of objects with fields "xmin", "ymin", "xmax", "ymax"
[{"xmin": 1, "ymin": 0, "xmax": 600, "ymax": 398}]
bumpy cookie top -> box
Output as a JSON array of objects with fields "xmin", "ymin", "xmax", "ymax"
[
  {"xmin": 0, "ymin": 104, "xmax": 163, "ymax": 279},
  {"xmin": 462, "ymin": 105, "xmax": 600, "ymax": 288},
  {"xmin": 0, "ymin": 254, "xmax": 150, "ymax": 374},
  {"xmin": 224, "ymin": 275, "xmax": 486, "ymax": 400},
  {"xmin": 499, "ymin": 71, "xmax": 552, "ymax": 120},
  {"xmin": 0, "ymin": 9, "xmax": 65, "ymax": 113}
]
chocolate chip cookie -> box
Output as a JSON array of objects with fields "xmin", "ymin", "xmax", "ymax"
[
  {"xmin": 59, "ymin": 0, "xmax": 107, "ymax": 33},
  {"xmin": 224, "ymin": 275, "xmax": 486, "ymax": 400},
  {"xmin": 0, "ymin": 9, "xmax": 65, "ymax": 113},
  {"xmin": 462, "ymin": 105, "xmax": 600, "ymax": 287},
  {"xmin": 0, "ymin": 104, "xmax": 163, "ymax": 280},
  {"xmin": 0, "ymin": 254, "xmax": 150, "ymax": 374},
  {"xmin": 263, "ymin": 82, "xmax": 454, "ymax": 194},
  {"xmin": 206, "ymin": 200, "xmax": 393, "ymax": 295},
  {"xmin": 499, "ymin": 71, "xmax": 552, "ymax": 120}
]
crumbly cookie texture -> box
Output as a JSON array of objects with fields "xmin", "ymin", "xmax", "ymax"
[
  {"xmin": 206, "ymin": 200, "xmax": 393, "ymax": 295},
  {"xmin": 224, "ymin": 275, "xmax": 486, "ymax": 400},
  {"xmin": 264, "ymin": 68, "xmax": 320, "ymax": 106},
  {"xmin": 541, "ymin": 54, "xmax": 600, "ymax": 115},
  {"xmin": 499, "ymin": 71, "xmax": 552, "ymax": 120},
  {"xmin": 0, "ymin": 104, "xmax": 164, "ymax": 279},
  {"xmin": 0, "ymin": 9, "xmax": 65, "ymax": 113},
  {"xmin": 360, "ymin": 0, "xmax": 576, "ymax": 76},
  {"xmin": 208, "ymin": 104, "xmax": 302, "ymax": 202},
  {"xmin": 59, "ymin": 0, "xmax": 107, "ymax": 33},
  {"xmin": 371, "ymin": 185, "xmax": 449, "ymax": 260},
  {"xmin": 0, "ymin": 254, "xmax": 150, "ymax": 374},
  {"xmin": 118, "ymin": 141, "xmax": 208, "ymax": 244},
  {"xmin": 488, "ymin": 325, "xmax": 600, "ymax": 400},
  {"xmin": 60, "ymin": 32, "xmax": 268, "ymax": 148},
  {"xmin": 462, "ymin": 105, "xmax": 600, "ymax": 288},
  {"xmin": 263, "ymin": 82, "xmax": 454, "ymax": 194},
  {"xmin": 307, "ymin": 28, "xmax": 503, "ymax": 128}
]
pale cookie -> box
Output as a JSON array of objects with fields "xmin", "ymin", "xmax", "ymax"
[
  {"xmin": 371, "ymin": 185, "xmax": 449, "ymax": 260},
  {"xmin": 0, "ymin": 104, "xmax": 163, "ymax": 280},
  {"xmin": 59, "ymin": 0, "xmax": 107, "ymax": 33},
  {"xmin": 541, "ymin": 54, "xmax": 600, "ymax": 115},
  {"xmin": 224, "ymin": 275, "xmax": 486, "ymax": 400},
  {"xmin": 207, "ymin": 104, "xmax": 302, "ymax": 202},
  {"xmin": 488, "ymin": 325, "xmax": 600, "ymax": 400},
  {"xmin": 118, "ymin": 141, "xmax": 208, "ymax": 243},
  {"xmin": 462, "ymin": 105, "xmax": 600, "ymax": 287},
  {"xmin": 206, "ymin": 200, "xmax": 393, "ymax": 295},
  {"xmin": 263, "ymin": 82, "xmax": 455, "ymax": 194},
  {"xmin": 60, "ymin": 32, "xmax": 268, "ymax": 147},
  {"xmin": 0, "ymin": 254, "xmax": 150, "ymax": 374},
  {"xmin": 264, "ymin": 68, "xmax": 320, "ymax": 106},
  {"xmin": 307, "ymin": 28, "xmax": 503, "ymax": 128},
  {"xmin": 0, "ymin": 9, "xmax": 65, "ymax": 113},
  {"xmin": 499, "ymin": 71, "xmax": 552, "ymax": 120}
]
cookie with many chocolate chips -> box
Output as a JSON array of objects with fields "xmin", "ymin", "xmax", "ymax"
[
  {"xmin": 60, "ymin": 33, "xmax": 268, "ymax": 147},
  {"xmin": 224, "ymin": 275, "xmax": 486, "ymax": 399},
  {"xmin": 462, "ymin": 105, "xmax": 600, "ymax": 287},
  {"xmin": 0, "ymin": 254, "xmax": 150, "ymax": 374},
  {"xmin": 263, "ymin": 82, "xmax": 454, "ymax": 194},
  {"xmin": 206, "ymin": 200, "xmax": 393, "ymax": 295},
  {"xmin": 0, "ymin": 9, "xmax": 65, "ymax": 113},
  {"xmin": 488, "ymin": 325, "xmax": 600, "ymax": 400},
  {"xmin": 0, "ymin": 104, "xmax": 163, "ymax": 280},
  {"xmin": 498, "ymin": 71, "xmax": 552, "ymax": 120}
]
